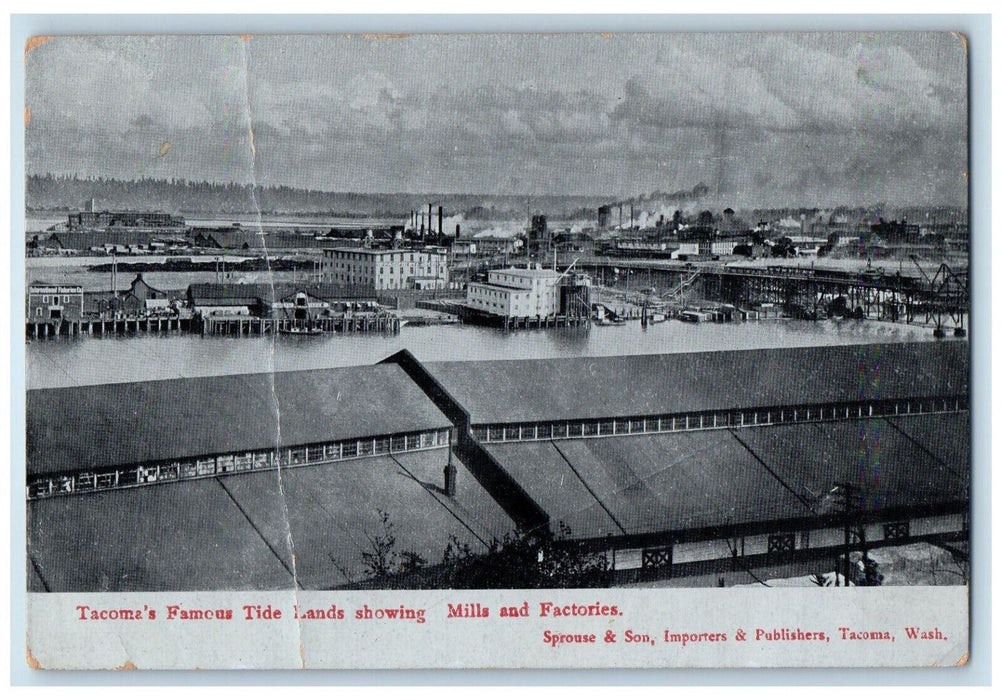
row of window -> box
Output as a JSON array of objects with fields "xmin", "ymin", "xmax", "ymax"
[
  {"xmin": 33, "ymin": 295, "xmax": 76, "ymax": 304},
  {"xmin": 469, "ymin": 396, "xmax": 967, "ymax": 443},
  {"xmin": 326, "ymin": 263, "xmax": 441, "ymax": 274},
  {"xmin": 26, "ymin": 429, "xmax": 452, "ymax": 500},
  {"xmin": 623, "ymin": 518, "xmax": 960, "ymax": 573},
  {"xmin": 326, "ymin": 252, "xmax": 445, "ymax": 263}
]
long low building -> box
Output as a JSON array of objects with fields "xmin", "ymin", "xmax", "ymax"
[
  {"xmin": 27, "ymin": 364, "xmax": 454, "ymax": 492},
  {"xmin": 385, "ymin": 341, "xmax": 970, "ymax": 583},
  {"xmin": 26, "ymin": 363, "xmax": 515, "ymax": 591},
  {"xmin": 29, "ymin": 448, "xmax": 512, "ymax": 591},
  {"xmin": 27, "ymin": 341, "xmax": 970, "ymax": 589}
]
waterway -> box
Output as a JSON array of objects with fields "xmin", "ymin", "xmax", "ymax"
[{"xmin": 26, "ymin": 317, "xmax": 950, "ymax": 390}]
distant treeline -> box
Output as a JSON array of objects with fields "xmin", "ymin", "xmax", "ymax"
[{"xmin": 26, "ymin": 174, "xmax": 611, "ymax": 220}]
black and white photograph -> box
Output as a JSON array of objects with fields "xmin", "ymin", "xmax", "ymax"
[{"xmin": 20, "ymin": 29, "xmax": 973, "ymax": 669}]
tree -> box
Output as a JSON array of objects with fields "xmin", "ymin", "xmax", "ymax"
[
  {"xmin": 359, "ymin": 510, "xmax": 427, "ymax": 579},
  {"xmin": 348, "ymin": 514, "xmax": 609, "ymax": 589},
  {"xmin": 440, "ymin": 523, "xmax": 609, "ymax": 589},
  {"xmin": 856, "ymin": 554, "xmax": 884, "ymax": 586}
]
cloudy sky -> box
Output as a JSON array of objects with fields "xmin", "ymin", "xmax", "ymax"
[{"xmin": 25, "ymin": 32, "xmax": 968, "ymax": 207}]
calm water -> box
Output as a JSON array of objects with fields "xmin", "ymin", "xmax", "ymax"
[{"xmin": 26, "ymin": 318, "xmax": 946, "ymax": 389}]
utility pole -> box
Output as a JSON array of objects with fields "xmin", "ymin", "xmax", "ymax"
[{"xmin": 833, "ymin": 482, "xmax": 862, "ymax": 586}]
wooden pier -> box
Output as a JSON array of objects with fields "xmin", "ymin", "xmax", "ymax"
[
  {"xmin": 26, "ymin": 316, "xmax": 191, "ymax": 338},
  {"xmin": 200, "ymin": 314, "xmax": 401, "ymax": 336},
  {"xmin": 27, "ymin": 313, "xmax": 401, "ymax": 339},
  {"xmin": 457, "ymin": 304, "xmax": 590, "ymax": 332}
]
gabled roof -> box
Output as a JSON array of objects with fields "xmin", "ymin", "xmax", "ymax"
[
  {"xmin": 27, "ymin": 449, "xmax": 515, "ymax": 592},
  {"xmin": 482, "ymin": 413, "xmax": 968, "ymax": 539},
  {"xmin": 186, "ymin": 282, "xmax": 378, "ymax": 306},
  {"xmin": 27, "ymin": 364, "xmax": 452, "ymax": 476},
  {"xmin": 422, "ymin": 342, "xmax": 969, "ymax": 425}
]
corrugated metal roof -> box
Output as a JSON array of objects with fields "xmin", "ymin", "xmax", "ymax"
[
  {"xmin": 27, "ymin": 451, "xmax": 514, "ymax": 591},
  {"xmin": 425, "ymin": 342, "xmax": 968, "ymax": 424},
  {"xmin": 27, "ymin": 364, "xmax": 452, "ymax": 476},
  {"xmin": 482, "ymin": 413, "xmax": 968, "ymax": 539}
]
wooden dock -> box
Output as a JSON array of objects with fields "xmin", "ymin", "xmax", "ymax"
[
  {"xmin": 26, "ymin": 316, "xmax": 191, "ymax": 338},
  {"xmin": 459, "ymin": 306, "xmax": 591, "ymax": 331},
  {"xmin": 27, "ymin": 313, "xmax": 401, "ymax": 338},
  {"xmin": 200, "ymin": 314, "xmax": 401, "ymax": 336}
]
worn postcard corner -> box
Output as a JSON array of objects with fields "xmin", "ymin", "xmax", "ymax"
[{"xmin": 23, "ymin": 31, "xmax": 970, "ymax": 671}]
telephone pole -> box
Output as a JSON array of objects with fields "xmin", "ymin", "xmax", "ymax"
[{"xmin": 833, "ymin": 482, "xmax": 862, "ymax": 586}]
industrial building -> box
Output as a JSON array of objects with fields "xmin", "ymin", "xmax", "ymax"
[
  {"xmin": 26, "ymin": 364, "xmax": 513, "ymax": 590},
  {"xmin": 26, "ymin": 282, "xmax": 84, "ymax": 322},
  {"xmin": 466, "ymin": 265, "xmax": 592, "ymax": 322},
  {"xmin": 67, "ymin": 209, "xmax": 186, "ymax": 231},
  {"xmin": 321, "ymin": 247, "xmax": 450, "ymax": 290},
  {"xmin": 185, "ymin": 282, "xmax": 378, "ymax": 318},
  {"xmin": 454, "ymin": 233, "xmax": 521, "ymax": 257},
  {"xmin": 115, "ymin": 274, "xmax": 170, "ymax": 314},
  {"xmin": 26, "ymin": 341, "xmax": 969, "ymax": 589},
  {"xmin": 387, "ymin": 341, "xmax": 969, "ymax": 583}
]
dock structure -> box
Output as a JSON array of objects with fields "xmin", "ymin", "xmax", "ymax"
[
  {"xmin": 459, "ymin": 306, "xmax": 591, "ymax": 331},
  {"xmin": 25, "ymin": 311, "xmax": 401, "ymax": 339},
  {"xmin": 581, "ymin": 260, "xmax": 968, "ymax": 330},
  {"xmin": 703, "ymin": 264, "xmax": 968, "ymax": 329},
  {"xmin": 386, "ymin": 341, "xmax": 969, "ymax": 585},
  {"xmin": 26, "ymin": 315, "xmax": 191, "ymax": 338},
  {"xmin": 198, "ymin": 313, "xmax": 401, "ymax": 336}
]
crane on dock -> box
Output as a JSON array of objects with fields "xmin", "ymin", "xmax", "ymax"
[{"xmin": 909, "ymin": 255, "xmax": 968, "ymax": 337}]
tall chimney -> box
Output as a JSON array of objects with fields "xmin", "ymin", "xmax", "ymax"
[
  {"xmin": 428, "ymin": 203, "xmax": 433, "ymax": 239},
  {"xmin": 444, "ymin": 454, "xmax": 457, "ymax": 497},
  {"xmin": 438, "ymin": 206, "xmax": 444, "ymax": 235},
  {"xmin": 456, "ymin": 223, "xmax": 461, "ymax": 237},
  {"xmin": 420, "ymin": 214, "xmax": 425, "ymax": 237}
]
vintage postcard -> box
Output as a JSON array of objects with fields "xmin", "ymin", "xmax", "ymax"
[{"xmin": 22, "ymin": 31, "xmax": 971, "ymax": 670}]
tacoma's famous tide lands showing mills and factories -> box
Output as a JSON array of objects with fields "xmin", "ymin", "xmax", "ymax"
[{"xmin": 24, "ymin": 33, "xmax": 970, "ymax": 591}]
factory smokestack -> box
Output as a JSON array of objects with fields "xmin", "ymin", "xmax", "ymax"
[
  {"xmin": 438, "ymin": 206, "xmax": 444, "ymax": 235},
  {"xmin": 428, "ymin": 203, "xmax": 433, "ymax": 240}
]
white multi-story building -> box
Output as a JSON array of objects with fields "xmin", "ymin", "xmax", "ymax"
[
  {"xmin": 466, "ymin": 266, "xmax": 563, "ymax": 318},
  {"xmin": 321, "ymin": 247, "xmax": 449, "ymax": 290}
]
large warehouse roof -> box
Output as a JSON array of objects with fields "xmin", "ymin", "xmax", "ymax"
[
  {"xmin": 28, "ymin": 450, "xmax": 513, "ymax": 592},
  {"xmin": 481, "ymin": 413, "xmax": 968, "ymax": 540},
  {"xmin": 424, "ymin": 342, "xmax": 968, "ymax": 425},
  {"xmin": 27, "ymin": 364, "xmax": 452, "ymax": 476}
]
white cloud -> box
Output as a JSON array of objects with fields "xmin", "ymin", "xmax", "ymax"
[{"xmin": 24, "ymin": 33, "xmax": 968, "ymax": 206}]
